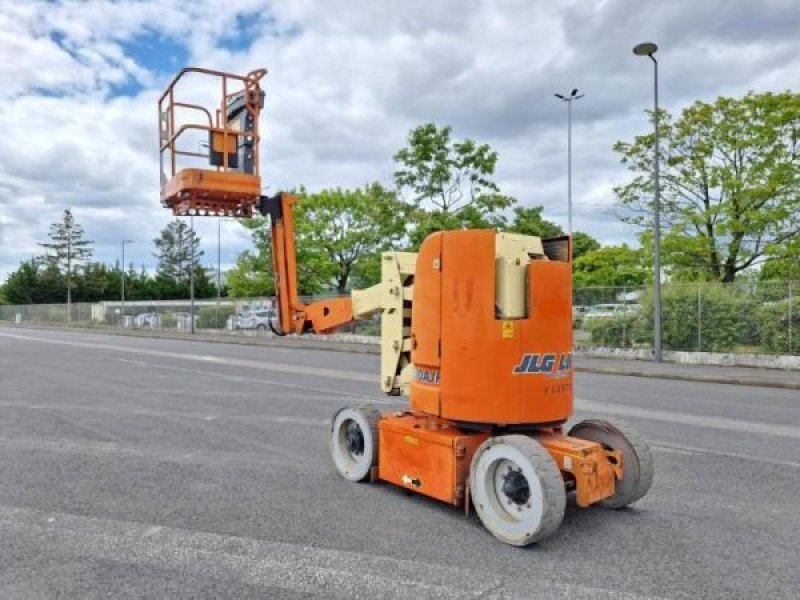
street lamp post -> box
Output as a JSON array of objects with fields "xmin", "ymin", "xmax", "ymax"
[
  {"xmin": 554, "ymin": 88, "xmax": 584, "ymax": 236},
  {"xmin": 190, "ymin": 214, "xmax": 196, "ymax": 335},
  {"xmin": 121, "ymin": 239, "xmax": 134, "ymax": 328},
  {"xmin": 217, "ymin": 218, "xmax": 221, "ymax": 329},
  {"xmin": 633, "ymin": 41, "xmax": 663, "ymax": 362}
]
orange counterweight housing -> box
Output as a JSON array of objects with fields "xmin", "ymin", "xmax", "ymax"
[
  {"xmin": 378, "ymin": 412, "xmax": 490, "ymax": 506},
  {"xmin": 377, "ymin": 415, "xmax": 619, "ymax": 509},
  {"xmin": 409, "ymin": 229, "xmax": 574, "ymax": 427}
]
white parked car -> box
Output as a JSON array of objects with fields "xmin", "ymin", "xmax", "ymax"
[
  {"xmin": 173, "ymin": 312, "xmax": 198, "ymax": 331},
  {"xmin": 133, "ymin": 312, "xmax": 161, "ymax": 329},
  {"xmin": 235, "ymin": 308, "xmax": 277, "ymax": 332},
  {"xmin": 583, "ymin": 303, "xmax": 641, "ymax": 323}
]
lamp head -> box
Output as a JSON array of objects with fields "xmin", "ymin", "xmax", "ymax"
[{"xmin": 633, "ymin": 42, "xmax": 658, "ymax": 56}]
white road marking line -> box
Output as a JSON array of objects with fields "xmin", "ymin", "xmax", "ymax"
[
  {"xmin": 0, "ymin": 435, "xmax": 324, "ymax": 470},
  {"xmin": 3, "ymin": 330, "xmax": 796, "ymax": 441},
  {"xmin": 0, "ymin": 330, "xmax": 375, "ymax": 383},
  {"xmin": 0, "ymin": 400, "xmax": 328, "ymax": 428},
  {"xmin": 3, "ymin": 398, "xmax": 797, "ymax": 469},
  {"xmin": 113, "ymin": 357, "xmax": 394, "ymax": 404},
  {"xmin": 0, "ymin": 504, "xmax": 664, "ymax": 600},
  {"xmin": 651, "ymin": 441, "xmax": 800, "ymax": 468},
  {"xmin": 575, "ymin": 398, "xmax": 800, "ymax": 440}
]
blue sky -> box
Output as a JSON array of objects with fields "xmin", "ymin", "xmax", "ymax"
[{"xmin": 1, "ymin": 0, "xmax": 799, "ymax": 282}]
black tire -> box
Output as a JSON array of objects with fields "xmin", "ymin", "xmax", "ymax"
[
  {"xmin": 469, "ymin": 435, "xmax": 566, "ymax": 546},
  {"xmin": 568, "ymin": 418, "xmax": 654, "ymax": 508},
  {"xmin": 330, "ymin": 405, "xmax": 381, "ymax": 482}
]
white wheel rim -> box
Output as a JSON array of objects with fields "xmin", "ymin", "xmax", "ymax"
[
  {"xmin": 472, "ymin": 443, "xmax": 545, "ymax": 543},
  {"xmin": 331, "ymin": 409, "xmax": 374, "ymax": 481}
]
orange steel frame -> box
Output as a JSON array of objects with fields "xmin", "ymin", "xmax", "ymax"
[
  {"xmin": 376, "ymin": 414, "xmax": 619, "ymax": 509},
  {"xmin": 159, "ymin": 67, "xmax": 266, "ymax": 217},
  {"xmin": 263, "ymin": 192, "xmax": 355, "ymax": 336},
  {"xmin": 157, "ymin": 67, "xmax": 622, "ymax": 512}
]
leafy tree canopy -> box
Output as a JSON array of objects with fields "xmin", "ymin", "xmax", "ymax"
[
  {"xmin": 394, "ymin": 123, "xmax": 515, "ymax": 245},
  {"xmin": 295, "ymin": 183, "xmax": 411, "ymax": 293},
  {"xmin": 229, "ymin": 184, "xmax": 411, "ymax": 297},
  {"xmin": 506, "ymin": 206, "xmax": 599, "ymax": 259},
  {"xmin": 37, "ymin": 208, "xmax": 94, "ymax": 303},
  {"xmin": 614, "ymin": 91, "xmax": 800, "ymax": 283},
  {"xmin": 38, "ymin": 208, "xmax": 93, "ymax": 272},
  {"xmin": 572, "ymin": 244, "xmax": 651, "ymax": 288},
  {"xmin": 507, "ymin": 206, "xmax": 563, "ymax": 238},
  {"xmin": 153, "ymin": 220, "xmax": 204, "ymax": 285}
]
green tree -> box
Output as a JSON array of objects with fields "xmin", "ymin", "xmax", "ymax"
[
  {"xmin": 229, "ymin": 184, "xmax": 410, "ymax": 296},
  {"xmin": 227, "ymin": 245, "xmax": 274, "ymax": 298},
  {"xmin": 4, "ymin": 260, "xmax": 68, "ymax": 304},
  {"xmin": 153, "ymin": 220, "xmax": 202, "ymax": 285},
  {"xmin": 74, "ymin": 262, "xmax": 114, "ymax": 302},
  {"xmin": 507, "ymin": 206, "xmax": 563, "ymax": 238},
  {"xmin": 228, "ymin": 209, "xmax": 327, "ymax": 298},
  {"xmin": 572, "ymin": 245, "xmax": 650, "ymax": 288},
  {"xmin": 394, "ymin": 123, "xmax": 515, "ymax": 245},
  {"xmin": 152, "ymin": 220, "xmax": 215, "ymax": 299},
  {"xmin": 506, "ymin": 206, "xmax": 599, "ymax": 259},
  {"xmin": 759, "ymin": 236, "xmax": 800, "ymax": 280},
  {"xmin": 572, "ymin": 232, "xmax": 601, "ymax": 260},
  {"xmin": 295, "ymin": 184, "xmax": 411, "ymax": 293},
  {"xmin": 3, "ymin": 260, "xmax": 41, "ymax": 304},
  {"xmin": 38, "ymin": 208, "xmax": 93, "ymax": 305},
  {"xmin": 614, "ymin": 91, "xmax": 800, "ymax": 282}
]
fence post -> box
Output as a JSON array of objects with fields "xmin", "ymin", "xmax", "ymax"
[
  {"xmin": 790, "ymin": 281, "xmax": 794, "ymax": 355},
  {"xmin": 622, "ymin": 286, "xmax": 627, "ymax": 348},
  {"xmin": 697, "ymin": 284, "xmax": 702, "ymax": 351}
]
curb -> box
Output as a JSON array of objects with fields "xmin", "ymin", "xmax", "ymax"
[
  {"xmin": 575, "ymin": 366, "xmax": 800, "ymax": 391},
  {"xmin": 4, "ymin": 323, "xmax": 798, "ymax": 390},
  {"xmin": 0, "ymin": 323, "xmax": 380, "ymax": 356}
]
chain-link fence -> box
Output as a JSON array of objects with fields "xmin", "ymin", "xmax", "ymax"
[
  {"xmin": 0, "ymin": 296, "xmax": 380, "ymax": 337},
  {"xmin": 574, "ymin": 281, "xmax": 798, "ymax": 356},
  {"xmin": 2, "ymin": 282, "xmax": 797, "ymax": 355}
]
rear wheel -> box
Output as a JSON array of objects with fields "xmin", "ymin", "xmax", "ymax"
[
  {"xmin": 330, "ymin": 405, "xmax": 380, "ymax": 482},
  {"xmin": 469, "ymin": 435, "xmax": 566, "ymax": 546},
  {"xmin": 568, "ymin": 418, "xmax": 654, "ymax": 508},
  {"xmin": 256, "ymin": 323, "xmax": 267, "ymax": 334}
]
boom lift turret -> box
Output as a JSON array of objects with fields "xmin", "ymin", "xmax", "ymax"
[{"xmin": 159, "ymin": 67, "xmax": 654, "ymax": 546}]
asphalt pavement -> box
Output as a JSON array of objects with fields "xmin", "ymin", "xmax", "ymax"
[{"xmin": 0, "ymin": 326, "xmax": 798, "ymax": 599}]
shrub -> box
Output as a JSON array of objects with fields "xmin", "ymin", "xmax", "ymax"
[
  {"xmin": 586, "ymin": 314, "xmax": 648, "ymax": 348},
  {"xmin": 197, "ymin": 306, "xmax": 235, "ymax": 329},
  {"xmin": 641, "ymin": 285, "xmax": 758, "ymax": 352},
  {"xmin": 757, "ymin": 297, "xmax": 800, "ymax": 355},
  {"xmin": 161, "ymin": 312, "xmax": 177, "ymax": 328}
]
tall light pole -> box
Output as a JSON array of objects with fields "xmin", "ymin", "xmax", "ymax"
[
  {"xmin": 121, "ymin": 239, "xmax": 134, "ymax": 328},
  {"xmin": 189, "ymin": 214, "xmax": 196, "ymax": 334},
  {"xmin": 217, "ymin": 218, "xmax": 221, "ymax": 328},
  {"xmin": 554, "ymin": 88, "xmax": 584, "ymax": 236},
  {"xmin": 633, "ymin": 41, "xmax": 663, "ymax": 362}
]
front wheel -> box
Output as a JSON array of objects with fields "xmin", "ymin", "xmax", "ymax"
[
  {"xmin": 470, "ymin": 435, "xmax": 566, "ymax": 546},
  {"xmin": 330, "ymin": 405, "xmax": 380, "ymax": 482},
  {"xmin": 568, "ymin": 418, "xmax": 654, "ymax": 509}
]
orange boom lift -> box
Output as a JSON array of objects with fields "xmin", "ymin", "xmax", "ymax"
[{"xmin": 159, "ymin": 67, "xmax": 653, "ymax": 546}]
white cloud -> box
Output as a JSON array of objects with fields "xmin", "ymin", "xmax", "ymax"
[{"xmin": 1, "ymin": 0, "xmax": 799, "ymax": 281}]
